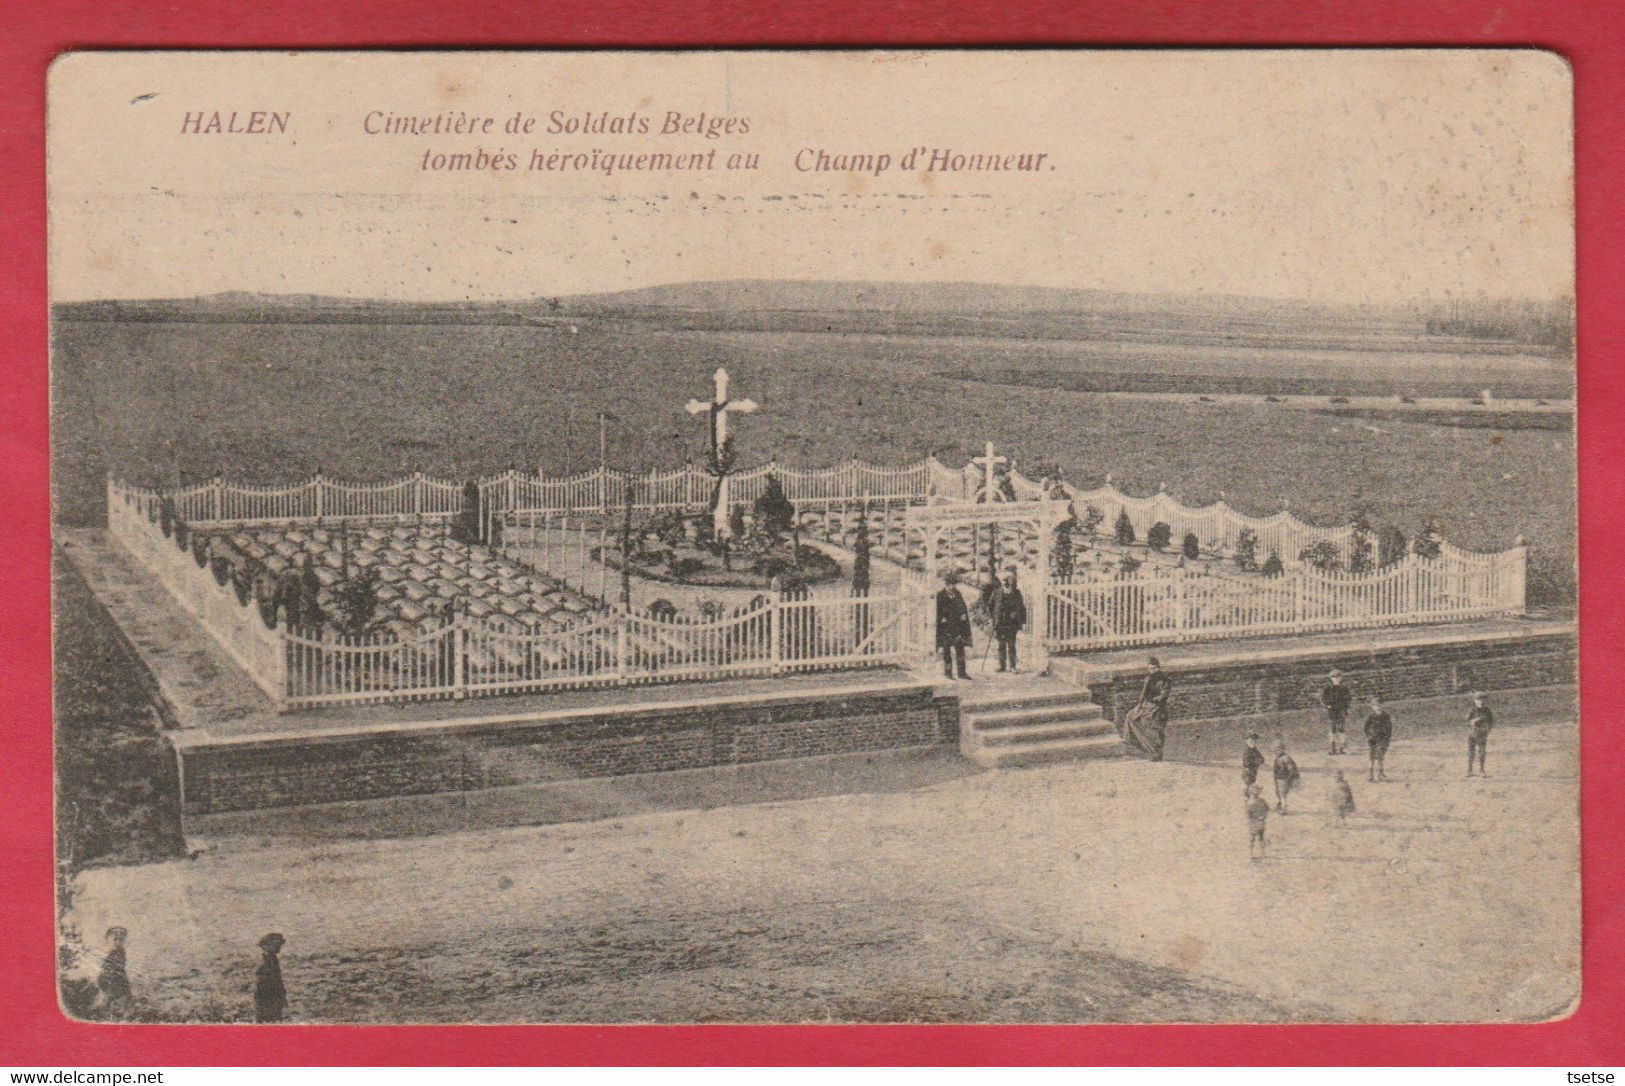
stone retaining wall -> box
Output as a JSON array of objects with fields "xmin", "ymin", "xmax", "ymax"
[
  {"xmin": 1085, "ymin": 632, "xmax": 1575, "ymax": 726},
  {"xmin": 176, "ymin": 684, "xmax": 959, "ymax": 815}
]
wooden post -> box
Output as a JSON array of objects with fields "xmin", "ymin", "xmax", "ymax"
[
  {"xmin": 578, "ymin": 520, "xmax": 587, "ymax": 592},
  {"xmin": 1509, "ymin": 535, "xmax": 1528, "ymax": 613},
  {"xmin": 1174, "ymin": 568, "xmax": 1188, "ymax": 639},
  {"xmin": 452, "ymin": 616, "xmax": 466, "ymax": 699},
  {"xmin": 769, "ymin": 596, "xmax": 782, "ymax": 673}
]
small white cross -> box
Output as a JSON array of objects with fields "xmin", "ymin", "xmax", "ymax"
[{"xmin": 971, "ymin": 441, "xmax": 1007, "ymax": 503}]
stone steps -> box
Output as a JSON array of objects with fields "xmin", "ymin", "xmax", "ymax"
[{"xmin": 959, "ymin": 685, "xmax": 1124, "ymax": 769}]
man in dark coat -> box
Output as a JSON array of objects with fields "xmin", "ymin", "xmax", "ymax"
[
  {"xmin": 1364, "ymin": 695, "xmax": 1394, "ymax": 782},
  {"xmin": 1124, "ymin": 656, "xmax": 1173, "ymax": 760},
  {"xmin": 254, "ymin": 932, "xmax": 287, "ymax": 1023},
  {"xmin": 991, "ymin": 568, "xmax": 1027, "ymax": 673},
  {"xmin": 935, "ymin": 571, "xmax": 972, "ymax": 680},
  {"xmin": 1320, "ymin": 668, "xmax": 1353, "ymax": 755},
  {"xmin": 1466, "ymin": 691, "xmax": 1495, "ymax": 777}
]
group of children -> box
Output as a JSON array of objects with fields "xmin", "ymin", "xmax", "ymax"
[{"xmin": 1241, "ymin": 670, "xmax": 1498, "ymax": 859}]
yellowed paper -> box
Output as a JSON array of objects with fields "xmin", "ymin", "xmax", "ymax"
[{"xmin": 49, "ymin": 50, "xmax": 1577, "ymax": 1024}]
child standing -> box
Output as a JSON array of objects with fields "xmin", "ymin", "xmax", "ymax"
[
  {"xmin": 1242, "ymin": 732, "xmax": 1266, "ymax": 788},
  {"xmin": 1246, "ymin": 784, "xmax": 1271, "ymax": 859},
  {"xmin": 1331, "ymin": 770, "xmax": 1356, "ymax": 820},
  {"xmin": 1467, "ymin": 691, "xmax": 1495, "ymax": 777},
  {"xmin": 1272, "ymin": 739, "xmax": 1301, "ymax": 812},
  {"xmin": 1364, "ymin": 695, "xmax": 1393, "ymax": 782}
]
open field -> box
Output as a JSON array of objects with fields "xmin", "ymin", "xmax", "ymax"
[
  {"xmin": 50, "ymin": 307, "xmax": 1576, "ymax": 602},
  {"xmin": 64, "ymin": 686, "xmax": 1578, "ymax": 1023}
]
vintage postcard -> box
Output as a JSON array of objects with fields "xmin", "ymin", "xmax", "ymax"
[{"xmin": 48, "ymin": 50, "xmax": 1577, "ymax": 1024}]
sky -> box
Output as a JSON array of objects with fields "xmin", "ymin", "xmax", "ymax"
[{"xmin": 47, "ymin": 50, "xmax": 1574, "ymax": 306}]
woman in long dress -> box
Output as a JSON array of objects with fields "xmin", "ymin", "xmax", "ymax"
[{"xmin": 1123, "ymin": 655, "xmax": 1173, "ymax": 760}]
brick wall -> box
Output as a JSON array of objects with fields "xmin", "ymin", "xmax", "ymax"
[
  {"xmin": 178, "ymin": 684, "xmax": 959, "ymax": 814},
  {"xmin": 1089, "ymin": 632, "xmax": 1575, "ymax": 726}
]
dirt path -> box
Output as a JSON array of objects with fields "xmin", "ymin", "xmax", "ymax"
[{"xmin": 68, "ymin": 692, "xmax": 1577, "ymax": 1024}]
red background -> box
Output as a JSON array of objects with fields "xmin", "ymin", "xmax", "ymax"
[{"xmin": 2, "ymin": 0, "xmax": 1620, "ymax": 1066}]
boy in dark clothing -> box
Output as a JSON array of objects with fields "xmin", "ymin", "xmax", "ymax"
[
  {"xmin": 1245, "ymin": 785, "xmax": 1271, "ymax": 859},
  {"xmin": 1242, "ymin": 732, "xmax": 1266, "ymax": 788},
  {"xmin": 1321, "ymin": 668, "xmax": 1353, "ymax": 755},
  {"xmin": 1331, "ymin": 770, "xmax": 1356, "ymax": 820},
  {"xmin": 1272, "ymin": 739, "xmax": 1301, "ymax": 812},
  {"xmin": 1467, "ymin": 691, "xmax": 1495, "ymax": 777},
  {"xmin": 254, "ymin": 933, "xmax": 287, "ymax": 1023},
  {"xmin": 96, "ymin": 927, "xmax": 131, "ymax": 1019},
  {"xmin": 1364, "ymin": 696, "xmax": 1393, "ymax": 782}
]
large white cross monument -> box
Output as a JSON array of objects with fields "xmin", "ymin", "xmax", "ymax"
[{"xmin": 686, "ymin": 367, "xmax": 759, "ymax": 539}]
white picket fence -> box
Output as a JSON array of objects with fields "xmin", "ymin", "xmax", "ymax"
[
  {"xmin": 1043, "ymin": 544, "xmax": 1526, "ymax": 653},
  {"xmin": 144, "ymin": 458, "xmax": 948, "ymax": 528},
  {"xmin": 104, "ymin": 454, "xmax": 1530, "ymax": 709},
  {"xmin": 1056, "ymin": 480, "xmax": 1360, "ymax": 566},
  {"xmin": 281, "ymin": 590, "xmax": 932, "ymax": 709},
  {"xmin": 107, "ymin": 476, "xmax": 934, "ymax": 708},
  {"xmin": 115, "ymin": 456, "xmax": 1366, "ymax": 570},
  {"xmin": 106, "ymin": 482, "xmax": 288, "ymax": 700}
]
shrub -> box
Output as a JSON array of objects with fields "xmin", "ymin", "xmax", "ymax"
[
  {"xmin": 1348, "ymin": 517, "xmax": 1375, "ymax": 574},
  {"xmin": 296, "ymin": 556, "xmax": 324, "ymax": 630},
  {"xmin": 1181, "ymin": 532, "xmax": 1201, "ymax": 560},
  {"xmin": 332, "ymin": 567, "xmax": 383, "ymax": 638},
  {"xmin": 173, "ymin": 519, "xmax": 189, "ymax": 550},
  {"xmin": 231, "ymin": 565, "xmax": 253, "ymax": 606},
  {"xmin": 852, "ymin": 508, "xmax": 872, "ymax": 594},
  {"xmin": 1413, "ymin": 521, "xmax": 1443, "ymax": 559},
  {"xmin": 1261, "ymin": 550, "xmax": 1285, "ymax": 577},
  {"xmin": 693, "ymin": 516, "xmax": 716, "ymax": 549},
  {"xmin": 1118, "ymin": 553, "xmax": 1143, "ymax": 576},
  {"xmin": 211, "ymin": 555, "xmax": 232, "ymax": 587},
  {"xmin": 192, "ymin": 535, "xmax": 209, "ymax": 567},
  {"xmin": 1526, "ymin": 549, "xmax": 1577, "ymax": 607},
  {"xmin": 668, "ymin": 555, "xmax": 705, "ymax": 580},
  {"xmin": 1114, "ymin": 509, "xmax": 1136, "ymax": 546},
  {"xmin": 1053, "ymin": 518, "xmax": 1076, "ymax": 579},
  {"xmin": 727, "ymin": 506, "xmax": 747, "ymax": 541},
  {"xmin": 1147, "ymin": 521, "xmax": 1172, "ymax": 552},
  {"xmin": 1081, "ymin": 504, "xmax": 1104, "ymax": 539},
  {"xmin": 1234, "ymin": 528, "xmax": 1259, "ymax": 572},
  {"xmin": 1299, "ymin": 540, "xmax": 1344, "ymax": 572},
  {"xmin": 753, "ymin": 473, "xmax": 796, "ymax": 538},
  {"xmin": 647, "ymin": 598, "xmax": 678, "ymax": 621},
  {"xmin": 1378, "ymin": 524, "xmax": 1409, "ymax": 568},
  {"xmin": 450, "ymin": 481, "xmax": 482, "ymax": 545},
  {"xmin": 654, "ymin": 511, "xmax": 687, "ymax": 550}
]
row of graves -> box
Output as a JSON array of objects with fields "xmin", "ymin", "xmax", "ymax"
[
  {"xmin": 107, "ymin": 474, "xmax": 936, "ymax": 711},
  {"xmin": 201, "ymin": 521, "xmax": 600, "ymax": 636}
]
